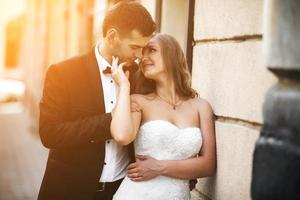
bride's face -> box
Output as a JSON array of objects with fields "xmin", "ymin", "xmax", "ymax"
[{"xmin": 141, "ymin": 37, "xmax": 166, "ymax": 79}]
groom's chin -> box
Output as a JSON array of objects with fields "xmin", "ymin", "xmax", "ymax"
[{"xmin": 123, "ymin": 61, "xmax": 139, "ymax": 73}]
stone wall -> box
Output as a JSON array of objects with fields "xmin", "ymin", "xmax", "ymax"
[{"xmin": 191, "ymin": 0, "xmax": 277, "ymax": 199}]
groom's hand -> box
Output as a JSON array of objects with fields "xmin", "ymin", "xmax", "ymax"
[{"xmin": 127, "ymin": 155, "xmax": 165, "ymax": 182}]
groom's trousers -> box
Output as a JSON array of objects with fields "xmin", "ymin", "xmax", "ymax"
[{"xmin": 94, "ymin": 178, "xmax": 123, "ymax": 200}]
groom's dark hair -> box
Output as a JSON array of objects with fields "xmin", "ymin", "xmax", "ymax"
[{"xmin": 102, "ymin": 1, "xmax": 156, "ymax": 37}]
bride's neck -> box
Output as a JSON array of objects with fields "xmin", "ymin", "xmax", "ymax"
[{"xmin": 155, "ymin": 79, "xmax": 179, "ymax": 103}]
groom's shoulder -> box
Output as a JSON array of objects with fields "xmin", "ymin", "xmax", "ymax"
[{"xmin": 45, "ymin": 51, "xmax": 95, "ymax": 82}]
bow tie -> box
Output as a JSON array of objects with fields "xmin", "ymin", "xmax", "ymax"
[{"xmin": 102, "ymin": 66, "xmax": 112, "ymax": 74}]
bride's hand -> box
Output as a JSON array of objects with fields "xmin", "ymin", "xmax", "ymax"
[
  {"xmin": 111, "ymin": 56, "xmax": 130, "ymax": 87},
  {"xmin": 127, "ymin": 155, "xmax": 165, "ymax": 181}
]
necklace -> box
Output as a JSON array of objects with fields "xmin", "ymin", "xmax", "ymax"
[{"xmin": 156, "ymin": 93, "xmax": 183, "ymax": 110}]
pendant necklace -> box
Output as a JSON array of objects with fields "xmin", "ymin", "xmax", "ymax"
[{"xmin": 156, "ymin": 93, "xmax": 183, "ymax": 110}]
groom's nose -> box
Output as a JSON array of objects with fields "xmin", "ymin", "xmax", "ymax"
[{"xmin": 134, "ymin": 48, "xmax": 143, "ymax": 60}]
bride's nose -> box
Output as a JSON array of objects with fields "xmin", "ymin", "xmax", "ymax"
[{"xmin": 141, "ymin": 56, "xmax": 148, "ymax": 63}]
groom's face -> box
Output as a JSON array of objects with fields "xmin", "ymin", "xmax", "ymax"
[{"xmin": 113, "ymin": 30, "xmax": 151, "ymax": 65}]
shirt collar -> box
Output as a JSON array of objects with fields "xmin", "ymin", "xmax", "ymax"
[{"xmin": 95, "ymin": 42, "xmax": 111, "ymax": 71}]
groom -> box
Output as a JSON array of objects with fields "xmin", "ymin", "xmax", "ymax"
[{"xmin": 38, "ymin": 2, "xmax": 156, "ymax": 200}]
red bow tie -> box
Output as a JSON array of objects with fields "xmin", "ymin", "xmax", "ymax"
[{"xmin": 102, "ymin": 66, "xmax": 112, "ymax": 74}]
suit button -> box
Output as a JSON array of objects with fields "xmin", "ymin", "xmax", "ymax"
[
  {"xmin": 110, "ymin": 101, "xmax": 113, "ymax": 104},
  {"xmin": 90, "ymin": 140, "xmax": 95, "ymax": 143},
  {"xmin": 104, "ymin": 162, "xmax": 107, "ymax": 165}
]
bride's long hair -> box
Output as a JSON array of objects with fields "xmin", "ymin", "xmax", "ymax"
[{"xmin": 132, "ymin": 33, "xmax": 198, "ymax": 99}]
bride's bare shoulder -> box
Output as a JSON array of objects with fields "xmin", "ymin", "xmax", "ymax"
[{"xmin": 190, "ymin": 97, "xmax": 213, "ymax": 115}]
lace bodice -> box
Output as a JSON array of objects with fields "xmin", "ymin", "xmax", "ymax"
[
  {"xmin": 113, "ymin": 120, "xmax": 202, "ymax": 200},
  {"xmin": 135, "ymin": 120, "xmax": 202, "ymax": 160}
]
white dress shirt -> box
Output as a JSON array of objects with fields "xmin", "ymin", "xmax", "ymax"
[{"xmin": 95, "ymin": 43, "xmax": 130, "ymax": 182}]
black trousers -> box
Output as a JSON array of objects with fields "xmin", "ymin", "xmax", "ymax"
[{"xmin": 94, "ymin": 179, "xmax": 123, "ymax": 200}]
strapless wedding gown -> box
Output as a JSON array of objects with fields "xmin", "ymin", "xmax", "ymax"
[{"xmin": 113, "ymin": 120, "xmax": 202, "ymax": 200}]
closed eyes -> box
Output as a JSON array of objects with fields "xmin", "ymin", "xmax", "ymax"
[{"xmin": 142, "ymin": 46, "xmax": 156, "ymax": 55}]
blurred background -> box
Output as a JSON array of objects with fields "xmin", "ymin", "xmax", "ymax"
[{"xmin": 2, "ymin": 0, "xmax": 298, "ymax": 200}]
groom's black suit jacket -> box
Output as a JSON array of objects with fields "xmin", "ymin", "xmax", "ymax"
[{"xmin": 38, "ymin": 50, "xmax": 135, "ymax": 200}]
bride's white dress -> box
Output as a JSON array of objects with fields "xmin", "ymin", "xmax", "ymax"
[{"xmin": 113, "ymin": 120, "xmax": 202, "ymax": 200}]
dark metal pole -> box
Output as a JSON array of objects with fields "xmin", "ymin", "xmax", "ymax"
[
  {"xmin": 155, "ymin": 0, "xmax": 162, "ymax": 33},
  {"xmin": 186, "ymin": 0, "xmax": 195, "ymax": 73}
]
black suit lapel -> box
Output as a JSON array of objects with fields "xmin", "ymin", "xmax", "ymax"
[{"xmin": 85, "ymin": 50, "xmax": 105, "ymax": 114}]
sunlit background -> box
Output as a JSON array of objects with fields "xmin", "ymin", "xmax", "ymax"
[{"xmin": 0, "ymin": 0, "xmax": 25, "ymax": 114}]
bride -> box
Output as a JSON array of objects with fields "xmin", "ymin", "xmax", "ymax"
[{"xmin": 110, "ymin": 33, "xmax": 216, "ymax": 200}]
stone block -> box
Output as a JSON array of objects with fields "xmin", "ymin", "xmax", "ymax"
[
  {"xmin": 195, "ymin": 122, "xmax": 259, "ymax": 200},
  {"xmin": 264, "ymin": 0, "xmax": 300, "ymax": 71},
  {"xmin": 194, "ymin": 0, "xmax": 263, "ymax": 39},
  {"xmin": 192, "ymin": 40, "xmax": 277, "ymax": 123}
]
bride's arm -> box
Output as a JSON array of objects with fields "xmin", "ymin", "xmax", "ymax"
[
  {"xmin": 110, "ymin": 57, "xmax": 142, "ymax": 145},
  {"xmin": 111, "ymin": 93, "xmax": 142, "ymax": 145},
  {"xmin": 128, "ymin": 99, "xmax": 216, "ymax": 180}
]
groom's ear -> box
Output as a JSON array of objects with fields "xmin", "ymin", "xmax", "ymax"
[{"xmin": 106, "ymin": 28, "xmax": 119, "ymax": 45}]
